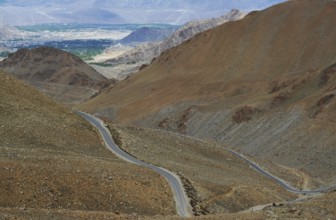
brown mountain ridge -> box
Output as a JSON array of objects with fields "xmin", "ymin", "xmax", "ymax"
[{"xmin": 0, "ymin": 47, "xmax": 114, "ymax": 105}]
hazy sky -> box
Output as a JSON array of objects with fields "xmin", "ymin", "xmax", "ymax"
[{"xmin": 0, "ymin": 0, "xmax": 286, "ymax": 25}]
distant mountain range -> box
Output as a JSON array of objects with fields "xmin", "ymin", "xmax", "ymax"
[
  {"xmin": 0, "ymin": 0, "xmax": 285, "ymax": 25},
  {"xmin": 0, "ymin": 25, "xmax": 26, "ymax": 40}
]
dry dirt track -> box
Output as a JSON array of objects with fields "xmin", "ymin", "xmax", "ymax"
[{"xmin": 76, "ymin": 111, "xmax": 193, "ymax": 217}]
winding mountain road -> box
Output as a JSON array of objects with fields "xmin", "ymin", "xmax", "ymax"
[
  {"xmin": 156, "ymin": 130, "xmax": 335, "ymax": 195},
  {"xmin": 77, "ymin": 111, "xmax": 334, "ymax": 217},
  {"xmin": 228, "ymin": 149, "xmax": 335, "ymax": 195},
  {"xmin": 160, "ymin": 130, "xmax": 335, "ymax": 195},
  {"xmin": 77, "ymin": 111, "xmax": 193, "ymax": 217}
]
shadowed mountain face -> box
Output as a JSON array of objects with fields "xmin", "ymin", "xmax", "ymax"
[
  {"xmin": 80, "ymin": 0, "xmax": 336, "ymax": 186},
  {"xmin": 118, "ymin": 26, "xmax": 178, "ymax": 45},
  {"xmin": 0, "ymin": 47, "xmax": 111, "ymax": 105}
]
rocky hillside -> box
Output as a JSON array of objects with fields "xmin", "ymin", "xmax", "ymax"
[
  {"xmin": 80, "ymin": 0, "xmax": 336, "ymax": 188},
  {"xmin": 0, "ymin": 47, "xmax": 111, "ymax": 105},
  {"xmin": 105, "ymin": 9, "xmax": 244, "ymax": 66},
  {"xmin": 0, "ymin": 70, "xmax": 174, "ymax": 218}
]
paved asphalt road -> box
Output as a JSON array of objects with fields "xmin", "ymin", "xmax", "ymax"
[
  {"xmin": 77, "ymin": 111, "xmax": 193, "ymax": 217},
  {"xmin": 228, "ymin": 149, "xmax": 335, "ymax": 194}
]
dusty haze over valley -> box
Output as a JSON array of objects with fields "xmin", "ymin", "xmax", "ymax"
[{"xmin": 0, "ymin": 0, "xmax": 335, "ymax": 219}]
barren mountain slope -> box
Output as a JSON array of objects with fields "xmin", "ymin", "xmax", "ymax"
[
  {"xmin": 0, "ymin": 47, "xmax": 111, "ymax": 105},
  {"xmin": 91, "ymin": 10, "xmax": 243, "ymax": 81},
  {"xmin": 80, "ymin": 0, "xmax": 336, "ymax": 187},
  {"xmin": 0, "ymin": 71, "xmax": 174, "ymax": 218},
  {"xmin": 109, "ymin": 124, "xmax": 295, "ymax": 215}
]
